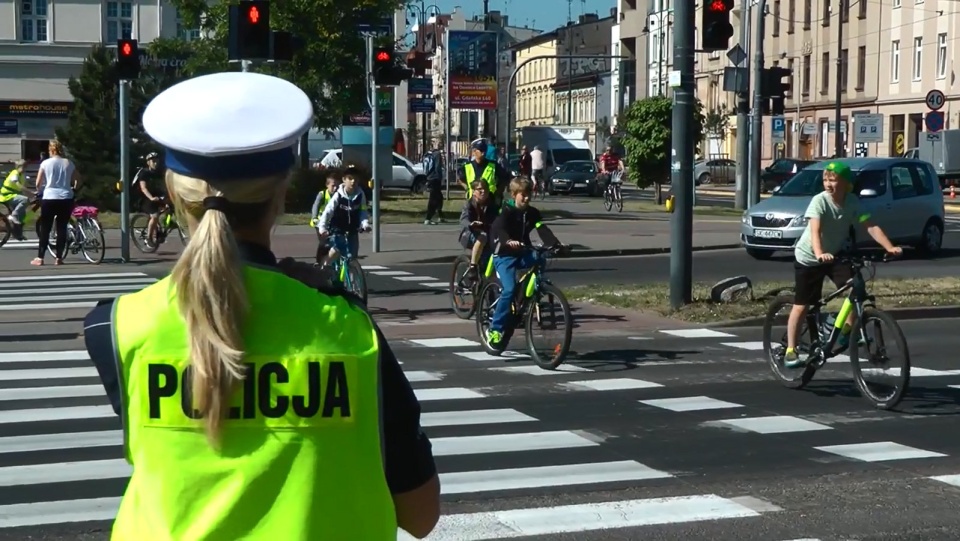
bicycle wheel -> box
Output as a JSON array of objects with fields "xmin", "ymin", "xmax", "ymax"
[
  {"xmin": 344, "ymin": 258, "xmax": 368, "ymax": 305},
  {"xmin": 79, "ymin": 218, "xmax": 106, "ymax": 264},
  {"xmin": 0, "ymin": 206, "xmax": 12, "ymax": 248},
  {"xmin": 615, "ymin": 187, "xmax": 624, "ymax": 212},
  {"xmin": 525, "ymin": 283, "xmax": 573, "ymax": 369},
  {"xmin": 603, "ymin": 189, "xmax": 613, "ymax": 211},
  {"xmin": 476, "ymin": 281, "xmax": 515, "ymax": 355},
  {"xmin": 850, "ymin": 307, "xmax": 911, "ymax": 409},
  {"xmin": 763, "ymin": 295, "xmax": 820, "ymax": 389},
  {"xmin": 130, "ymin": 213, "xmax": 158, "ymax": 254},
  {"xmin": 449, "ymin": 255, "xmax": 477, "ymax": 320}
]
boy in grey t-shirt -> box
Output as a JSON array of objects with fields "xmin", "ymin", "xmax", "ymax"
[{"xmin": 784, "ymin": 161, "xmax": 901, "ymax": 368}]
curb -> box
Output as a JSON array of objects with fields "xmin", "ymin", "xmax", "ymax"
[
  {"xmin": 397, "ymin": 243, "xmax": 744, "ymax": 265},
  {"xmin": 710, "ymin": 305, "xmax": 960, "ymax": 329}
]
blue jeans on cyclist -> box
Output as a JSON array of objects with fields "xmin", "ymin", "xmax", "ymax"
[
  {"xmin": 489, "ymin": 251, "xmax": 538, "ymax": 343},
  {"xmin": 329, "ymin": 231, "xmax": 360, "ymax": 260}
]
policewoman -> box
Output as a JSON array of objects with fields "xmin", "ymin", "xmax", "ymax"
[
  {"xmin": 456, "ymin": 139, "xmax": 510, "ymax": 205},
  {"xmin": 82, "ymin": 72, "xmax": 440, "ymax": 540}
]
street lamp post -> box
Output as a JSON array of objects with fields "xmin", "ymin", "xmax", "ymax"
[{"xmin": 407, "ymin": 1, "xmax": 441, "ymax": 157}]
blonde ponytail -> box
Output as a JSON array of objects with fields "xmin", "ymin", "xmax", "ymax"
[{"xmin": 166, "ymin": 170, "xmax": 287, "ymax": 444}]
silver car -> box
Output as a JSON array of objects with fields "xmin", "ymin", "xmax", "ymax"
[
  {"xmin": 740, "ymin": 158, "xmax": 945, "ymax": 259},
  {"xmin": 694, "ymin": 158, "xmax": 736, "ymax": 185}
]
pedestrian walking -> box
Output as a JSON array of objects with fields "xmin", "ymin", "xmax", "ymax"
[{"xmin": 33, "ymin": 139, "xmax": 79, "ymax": 266}]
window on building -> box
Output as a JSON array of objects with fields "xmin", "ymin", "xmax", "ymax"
[
  {"xmin": 840, "ymin": 0, "xmax": 848, "ymax": 22},
  {"xmin": 177, "ymin": 9, "xmax": 201, "ymax": 41},
  {"xmin": 856, "ymin": 46, "xmax": 866, "ymax": 89},
  {"xmin": 913, "ymin": 37, "xmax": 922, "ymax": 80},
  {"xmin": 840, "ymin": 48, "xmax": 848, "ymax": 91},
  {"xmin": 822, "ymin": 0, "xmax": 830, "ymax": 26},
  {"xmin": 891, "ymin": 40, "xmax": 900, "ymax": 82},
  {"xmin": 773, "ymin": 1, "xmax": 781, "ymax": 36},
  {"xmin": 802, "ymin": 54, "xmax": 811, "ymax": 96},
  {"xmin": 787, "ymin": 58, "xmax": 795, "ymax": 97},
  {"xmin": 803, "ymin": 0, "xmax": 811, "ymax": 29},
  {"xmin": 893, "ymin": 0, "xmax": 901, "ymax": 7},
  {"xmin": 937, "ymin": 33, "xmax": 947, "ymax": 79},
  {"xmin": 821, "ymin": 52, "xmax": 830, "ymax": 94},
  {"xmin": 106, "ymin": 1, "xmax": 134, "ymax": 42},
  {"xmin": 788, "ymin": 0, "xmax": 796, "ymax": 33},
  {"xmin": 889, "ymin": 114, "xmax": 905, "ymax": 156},
  {"xmin": 20, "ymin": 0, "xmax": 49, "ymax": 43},
  {"xmin": 858, "ymin": 0, "xmax": 867, "ymax": 18}
]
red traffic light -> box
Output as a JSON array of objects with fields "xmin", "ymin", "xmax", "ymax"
[
  {"xmin": 708, "ymin": 0, "xmax": 731, "ymax": 12},
  {"xmin": 121, "ymin": 42, "xmax": 132, "ymax": 56},
  {"xmin": 248, "ymin": 6, "xmax": 260, "ymax": 23},
  {"xmin": 376, "ymin": 51, "xmax": 391, "ymax": 62}
]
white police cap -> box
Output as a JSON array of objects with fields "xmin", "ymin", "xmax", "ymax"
[{"xmin": 143, "ymin": 72, "xmax": 313, "ymax": 180}]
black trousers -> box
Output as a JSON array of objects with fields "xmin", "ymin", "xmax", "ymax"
[
  {"xmin": 38, "ymin": 198, "xmax": 74, "ymax": 260},
  {"xmin": 425, "ymin": 184, "xmax": 444, "ymax": 220}
]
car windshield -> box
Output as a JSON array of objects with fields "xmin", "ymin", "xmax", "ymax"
[
  {"xmin": 776, "ymin": 166, "xmax": 879, "ymax": 196},
  {"xmin": 563, "ymin": 162, "xmax": 596, "ymax": 173}
]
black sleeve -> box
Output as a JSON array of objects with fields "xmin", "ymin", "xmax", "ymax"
[
  {"xmin": 490, "ymin": 211, "xmax": 509, "ymax": 244},
  {"xmin": 378, "ymin": 326, "xmax": 437, "ymax": 494},
  {"xmin": 531, "ymin": 207, "xmax": 560, "ymax": 247},
  {"xmin": 83, "ymin": 300, "xmax": 122, "ymax": 416}
]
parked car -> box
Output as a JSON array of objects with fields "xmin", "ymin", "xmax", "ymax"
[
  {"xmin": 760, "ymin": 158, "xmax": 819, "ymax": 193},
  {"xmin": 319, "ymin": 149, "xmax": 427, "ymax": 193},
  {"xmin": 694, "ymin": 158, "xmax": 736, "ymax": 185},
  {"xmin": 740, "ymin": 158, "xmax": 945, "ymax": 259},
  {"xmin": 548, "ymin": 160, "xmax": 606, "ymax": 196}
]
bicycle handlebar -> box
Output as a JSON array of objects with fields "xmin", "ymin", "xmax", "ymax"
[{"xmin": 833, "ymin": 252, "xmax": 899, "ymax": 266}]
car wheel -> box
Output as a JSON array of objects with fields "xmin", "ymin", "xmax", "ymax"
[
  {"xmin": 698, "ymin": 173, "xmax": 712, "ymax": 185},
  {"xmin": 746, "ymin": 248, "xmax": 775, "ymax": 260},
  {"xmin": 915, "ymin": 218, "xmax": 944, "ymax": 255},
  {"xmin": 410, "ymin": 176, "xmax": 427, "ymax": 194}
]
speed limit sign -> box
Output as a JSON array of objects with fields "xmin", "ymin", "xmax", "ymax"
[{"xmin": 926, "ymin": 89, "xmax": 946, "ymax": 111}]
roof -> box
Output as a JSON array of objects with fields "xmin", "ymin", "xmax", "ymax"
[{"xmin": 506, "ymin": 30, "xmax": 559, "ymax": 51}]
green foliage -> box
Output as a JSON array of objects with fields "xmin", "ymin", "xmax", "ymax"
[
  {"xmin": 170, "ymin": 0, "xmax": 404, "ymax": 130},
  {"xmin": 703, "ymin": 104, "xmax": 730, "ymax": 138},
  {"xmin": 620, "ymin": 96, "xmax": 706, "ymax": 189}
]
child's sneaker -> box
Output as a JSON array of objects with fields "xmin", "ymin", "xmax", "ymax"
[{"xmin": 783, "ymin": 349, "xmax": 807, "ymax": 369}]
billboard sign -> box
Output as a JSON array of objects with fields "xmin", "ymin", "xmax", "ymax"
[{"xmin": 446, "ymin": 30, "xmax": 498, "ymax": 110}]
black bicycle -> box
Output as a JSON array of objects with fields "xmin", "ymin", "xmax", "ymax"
[
  {"xmin": 602, "ymin": 171, "xmax": 624, "ymax": 212},
  {"xmin": 131, "ymin": 199, "xmax": 188, "ymax": 253},
  {"xmin": 763, "ymin": 252, "xmax": 910, "ymax": 409},
  {"xmin": 476, "ymin": 244, "xmax": 573, "ymax": 369},
  {"xmin": 449, "ymin": 250, "xmax": 495, "ymax": 320}
]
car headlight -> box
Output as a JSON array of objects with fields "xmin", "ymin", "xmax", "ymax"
[
  {"xmin": 741, "ymin": 213, "xmax": 749, "ymax": 224},
  {"xmin": 790, "ymin": 215, "xmax": 808, "ymax": 227}
]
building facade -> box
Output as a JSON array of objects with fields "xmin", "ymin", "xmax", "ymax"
[
  {"xmin": 761, "ymin": 0, "xmax": 956, "ymax": 163},
  {"xmin": 513, "ymin": 32, "xmax": 559, "ymax": 130},
  {"xmin": 0, "ymin": 0, "xmax": 193, "ymax": 161}
]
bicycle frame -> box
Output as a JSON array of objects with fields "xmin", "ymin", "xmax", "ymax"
[{"xmin": 805, "ymin": 265, "xmax": 873, "ymax": 363}]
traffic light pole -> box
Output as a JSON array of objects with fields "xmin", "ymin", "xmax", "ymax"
[
  {"xmin": 670, "ymin": 0, "xmax": 695, "ymax": 310},
  {"xmin": 365, "ymin": 34, "xmax": 382, "ymax": 253},
  {"xmin": 734, "ymin": 0, "xmax": 751, "ymax": 211},
  {"xmin": 241, "ymin": 60, "xmax": 251, "ymax": 72},
  {"xmin": 118, "ymin": 79, "xmax": 131, "ymax": 263},
  {"xmin": 748, "ymin": 0, "xmax": 767, "ymax": 208}
]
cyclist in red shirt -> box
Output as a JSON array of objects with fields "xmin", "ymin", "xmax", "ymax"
[{"xmin": 599, "ymin": 146, "xmax": 623, "ymax": 175}]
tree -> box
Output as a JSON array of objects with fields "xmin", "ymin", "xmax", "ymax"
[
  {"xmin": 703, "ymin": 104, "xmax": 730, "ymax": 140},
  {"xmin": 171, "ymin": 0, "xmax": 403, "ymax": 130},
  {"xmin": 619, "ymin": 96, "xmax": 705, "ymax": 202}
]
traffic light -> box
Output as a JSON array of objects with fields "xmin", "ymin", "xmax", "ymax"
[
  {"xmin": 760, "ymin": 66, "xmax": 793, "ymax": 114},
  {"xmin": 701, "ymin": 0, "xmax": 734, "ymax": 52},
  {"xmin": 116, "ymin": 39, "xmax": 140, "ymax": 80},
  {"xmin": 373, "ymin": 46, "xmax": 413, "ymax": 86},
  {"xmin": 228, "ymin": 1, "xmax": 270, "ymax": 61},
  {"xmin": 271, "ymin": 31, "xmax": 304, "ymax": 62}
]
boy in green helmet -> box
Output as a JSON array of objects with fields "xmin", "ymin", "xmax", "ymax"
[{"xmin": 784, "ymin": 161, "xmax": 902, "ymax": 368}]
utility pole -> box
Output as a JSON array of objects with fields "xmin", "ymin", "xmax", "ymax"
[
  {"xmin": 748, "ymin": 0, "xmax": 767, "ymax": 207},
  {"xmin": 834, "ymin": 4, "xmax": 844, "ymax": 157},
  {"xmin": 669, "ymin": 0, "xmax": 694, "ymax": 309},
  {"xmin": 118, "ymin": 81, "xmax": 131, "ymax": 262},
  {"xmin": 365, "ymin": 35, "xmax": 381, "ymax": 253},
  {"xmin": 734, "ymin": 0, "xmax": 751, "ymax": 210},
  {"xmin": 566, "ymin": 35, "xmax": 574, "ymax": 123},
  {"xmin": 482, "ymin": 0, "xmax": 492, "ymax": 141}
]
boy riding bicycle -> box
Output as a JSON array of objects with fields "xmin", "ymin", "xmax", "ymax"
[
  {"xmin": 317, "ymin": 166, "xmax": 370, "ymax": 267},
  {"xmin": 458, "ymin": 180, "xmax": 499, "ymax": 281},
  {"xmin": 784, "ymin": 161, "xmax": 901, "ymax": 368},
  {"xmin": 486, "ymin": 177, "xmax": 562, "ymax": 348},
  {"xmin": 310, "ymin": 168, "xmax": 342, "ymax": 264}
]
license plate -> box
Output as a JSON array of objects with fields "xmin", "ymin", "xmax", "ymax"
[
  {"xmin": 574, "ymin": 182, "xmax": 586, "ymax": 187},
  {"xmin": 754, "ymin": 229, "xmax": 783, "ymax": 239}
]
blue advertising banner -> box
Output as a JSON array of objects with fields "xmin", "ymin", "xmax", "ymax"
[{"xmin": 446, "ymin": 30, "xmax": 498, "ymax": 110}]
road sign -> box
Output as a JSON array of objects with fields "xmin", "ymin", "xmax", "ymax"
[
  {"xmin": 407, "ymin": 77, "xmax": 432, "ymax": 95},
  {"xmin": 926, "ymin": 89, "xmax": 946, "ymax": 111},
  {"xmin": 926, "ymin": 132, "xmax": 942, "ymax": 142},
  {"xmin": 726, "ymin": 44, "xmax": 746, "ymax": 67},
  {"xmin": 408, "ymin": 97, "xmax": 436, "ymax": 113},
  {"xmin": 853, "ymin": 113, "xmax": 883, "ymax": 143},
  {"xmin": 771, "ymin": 115, "xmax": 786, "ymax": 143},
  {"xmin": 925, "ymin": 110, "xmax": 945, "ymax": 132}
]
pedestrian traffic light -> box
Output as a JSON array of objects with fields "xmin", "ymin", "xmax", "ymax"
[
  {"xmin": 228, "ymin": 1, "xmax": 270, "ymax": 61},
  {"xmin": 701, "ymin": 0, "xmax": 734, "ymax": 52},
  {"xmin": 373, "ymin": 46, "xmax": 413, "ymax": 86},
  {"xmin": 116, "ymin": 39, "xmax": 140, "ymax": 80}
]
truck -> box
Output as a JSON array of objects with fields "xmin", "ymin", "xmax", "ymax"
[
  {"xmin": 909, "ymin": 129, "xmax": 960, "ymax": 188},
  {"xmin": 519, "ymin": 126, "xmax": 595, "ymax": 173}
]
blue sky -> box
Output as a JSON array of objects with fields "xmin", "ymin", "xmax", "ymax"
[{"xmin": 408, "ymin": 0, "xmax": 617, "ymax": 33}]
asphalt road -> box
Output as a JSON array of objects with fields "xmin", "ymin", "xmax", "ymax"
[{"xmin": 5, "ymin": 265, "xmax": 960, "ymax": 539}]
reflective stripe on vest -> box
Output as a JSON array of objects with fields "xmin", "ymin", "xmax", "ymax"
[
  {"xmin": 111, "ymin": 267, "xmax": 396, "ymax": 540},
  {"xmin": 464, "ymin": 162, "xmax": 497, "ymax": 198}
]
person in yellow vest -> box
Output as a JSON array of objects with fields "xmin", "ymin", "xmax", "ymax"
[
  {"xmin": 81, "ymin": 72, "xmax": 440, "ymax": 541},
  {"xmin": 455, "ymin": 139, "xmax": 510, "ymax": 207},
  {"xmin": 0, "ymin": 159, "xmax": 32, "ymax": 239}
]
